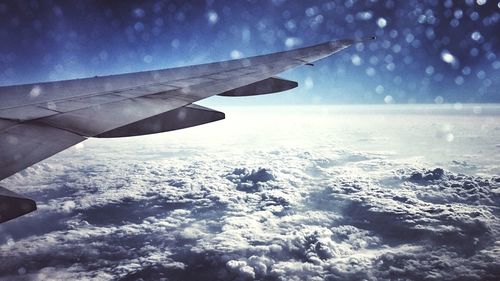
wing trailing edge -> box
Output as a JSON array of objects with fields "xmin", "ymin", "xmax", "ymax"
[
  {"xmin": 96, "ymin": 104, "xmax": 225, "ymax": 138},
  {"xmin": 218, "ymin": 77, "xmax": 298, "ymax": 97}
]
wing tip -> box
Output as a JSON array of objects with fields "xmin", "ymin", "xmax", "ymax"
[{"xmin": 356, "ymin": 36, "xmax": 376, "ymax": 43}]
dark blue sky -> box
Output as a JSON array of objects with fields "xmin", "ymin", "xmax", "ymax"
[{"xmin": 0, "ymin": 0, "xmax": 499, "ymax": 103}]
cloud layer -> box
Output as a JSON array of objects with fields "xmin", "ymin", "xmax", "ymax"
[{"xmin": 0, "ymin": 106, "xmax": 499, "ymax": 280}]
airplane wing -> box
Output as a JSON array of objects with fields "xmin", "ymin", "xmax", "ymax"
[{"xmin": 0, "ymin": 37, "xmax": 374, "ymax": 223}]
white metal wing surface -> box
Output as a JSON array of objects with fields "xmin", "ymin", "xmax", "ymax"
[{"xmin": 0, "ymin": 37, "xmax": 374, "ymax": 222}]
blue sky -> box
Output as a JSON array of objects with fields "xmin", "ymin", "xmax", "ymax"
[{"xmin": 0, "ymin": 0, "xmax": 498, "ymax": 103}]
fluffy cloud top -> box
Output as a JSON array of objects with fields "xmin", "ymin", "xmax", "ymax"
[{"xmin": 0, "ymin": 106, "xmax": 499, "ymax": 280}]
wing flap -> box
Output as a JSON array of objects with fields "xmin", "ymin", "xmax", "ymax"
[
  {"xmin": 39, "ymin": 97, "xmax": 187, "ymax": 136},
  {"xmin": 96, "ymin": 104, "xmax": 225, "ymax": 138},
  {"xmin": 218, "ymin": 77, "xmax": 298, "ymax": 97}
]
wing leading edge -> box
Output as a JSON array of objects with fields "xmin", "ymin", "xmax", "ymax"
[{"xmin": 0, "ymin": 37, "xmax": 374, "ymax": 223}]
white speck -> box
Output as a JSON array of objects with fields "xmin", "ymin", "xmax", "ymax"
[
  {"xmin": 476, "ymin": 0, "xmax": 487, "ymax": 5},
  {"xmin": 351, "ymin": 54, "xmax": 362, "ymax": 66},
  {"xmin": 426, "ymin": 28, "xmax": 435, "ymax": 39},
  {"xmin": 455, "ymin": 76, "xmax": 464, "ymax": 85},
  {"xmin": 133, "ymin": 8, "xmax": 145, "ymax": 18},
  {"xmin": 230, "ymin": 50, "xmax": 243, "ymax": 59},
  {"xmin": 453, "ymin": 103, "xmax": 463, "ymax": 110},
  {"xmin": 312, "ymin": 14, "xmax": 324, "ymax": 25},
  {"xmin": 305, "ymin": 7, "xmax": 319, "ymax": 17},
  {"xmin": 285, "ymin": 20, "xmax": 296, "ymax": 31},
  {"xmin": 392, "ymin": 44, "xmax": 402, "ymax": 53},
  {"xmin": 450, "ymin": 19, "xmax": 459, "ymax": 27},
  {"xmin": 427, "ymin": 14, "xmax": 436, "ymax": 24},
  {"xmin": 434, "ymin": 96, "xmax": 444, "ymax": 104},
  {"xmin": 29, "ymin": 86, "xmax": 42, "ymax": 98},
  {"xmin": 471, "ymin": 31, "xmax": 482, "ymax": 41},
  {"xmin": 418, "ymin": 15, "xmax": 426, "ymax": 24},
  {"xmin": 440, "ymin": 50, "xmax": 456, "ymax": 64},
  {"xmin": 356, "ymin": 11, "xmax": 373, "ymax": 20},
  {"xmin": 46, "ymin": 101, "xmax": 56, "ymax": 110},
  {"xmin": 304, "ymin": 77, "xmax": 314, "ymax": 89},
  {"xmin": 377, "ymin": 18, "xmax": 387, "ymax": 28},
  {"xmin": 425, "ymin": 66, "xmax": 435, "ymax": 75},
  {"xmin": 17, "ymin": 267, "xmax": 26, "ymax": 275},
  {"xmin": 446, "ymin": 133, "xmax": 454, "ymax": 142},
  {"xmin": 384, "ymin": 95, "xmax": 394, "ymax": 104},
  {"xmin": 134, "ymin": 22, "xmax": 144, "ymax": 32},
  {"xmin": 207, "ymin": 10, "xmax": 218, "ymax": 24},
  {"xmin": 462, "ymin": 66, "xmax": 472, "ymax": 75},
  {"xmin": 143, "ymin": 55, "xmax": 153, "ymax": 63},
  {"xmin": 285, "ymin": 37, "xmax": 302, "ymax": 48},
  {"xmin": 470, "ymin": 11, "xmax": 479, "ymax": 20},
  {"xmin": 366, "ymin": 67, "xmax": 376, "ymax": 76},
  {"xmin": 477, "ymin": 70, "xmax": 486, "ymax": 79},
  {"xmin": 75, "ymin": 143, "xmax": 85, "ymax": 150},
  {"xmin": 405, "ymin": 33, "xmax": 415, "ymax": 43},
  {"xmin": 375, "ymin": 85, "xmax": 384, "ymax": 94},
  {"xmin": 171, "ymin": 39, "xmax": 180, "ymax": 48}
]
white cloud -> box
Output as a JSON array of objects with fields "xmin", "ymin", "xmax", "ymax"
[{"xmin": 0, "ymin": 106, "xmax": 499, "ymax": 280}]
